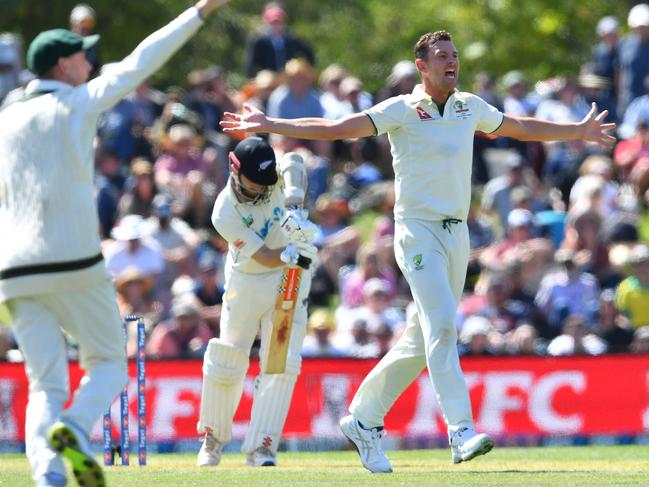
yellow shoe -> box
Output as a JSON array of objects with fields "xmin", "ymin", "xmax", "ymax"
[{"xmin": 48, "ymin": 421, "xmax": 106, "ymax": 487}]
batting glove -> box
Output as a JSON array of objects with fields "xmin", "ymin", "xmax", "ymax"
[{"xmin": 280, "ymin": 208, "xmax": 318, "ymax": 244}]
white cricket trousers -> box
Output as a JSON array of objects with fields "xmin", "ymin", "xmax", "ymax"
[
  {"xmin": 199, "ymin": 266, "xmax": 311, "ymax": 454},
  {"xmin": 349, "ymin": 218, "xmax": 473, "ymax": 436},
  {"xmin": 8, "ymin": 279, "xmax": 127, "ymax": 480}
]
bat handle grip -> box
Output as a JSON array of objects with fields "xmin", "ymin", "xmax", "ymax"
[{"xmin": 297, "ymin": 255, "xmax": 311, "ymax": 270}]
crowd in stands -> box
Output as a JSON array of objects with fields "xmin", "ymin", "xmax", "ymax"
[{"xmin": 3, "ymin": 2, "xmax": 649, "ymax": 361}]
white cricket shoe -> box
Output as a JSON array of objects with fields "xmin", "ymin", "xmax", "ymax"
[
  {"xmin": 197, "ymin": 431, "xmax": 223, "ymax": 467},
  {"xmin": 246, "ymin": 446, "xmax": 276, "ymax": 467},
  {"xmin": 450, "ymin": 427, "xmax": 494, "ymax": 464},
  {"xmin": 339, "ymin": 415, "xmax": 392, "ymax": 473}
]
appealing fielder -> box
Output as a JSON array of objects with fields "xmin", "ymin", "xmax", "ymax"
[
  {"xmin": 196, "ymin": 136, "xmax": 317, "ymax": 467},
  {"xmin": 0, "ymin": 1, "xmax": 230, "ymax": 486},
  {"xmin": 221, "ymin": 31, "xmax": 616, "ymax": 473}
]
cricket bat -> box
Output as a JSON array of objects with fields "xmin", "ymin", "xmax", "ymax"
[{"xmin": 264, "ymin": 266, "xmax": 303, "ymax": 374}]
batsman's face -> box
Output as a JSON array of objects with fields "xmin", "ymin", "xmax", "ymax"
[{"xmin": 419, "ymin": 40, "xmax": 460, "ymax": 93}]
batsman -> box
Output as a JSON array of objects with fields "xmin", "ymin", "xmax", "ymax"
[{"xmin": 196, "ymin": 136, "xmax": 317, "ymax": 467}]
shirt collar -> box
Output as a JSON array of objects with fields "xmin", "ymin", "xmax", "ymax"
[
  {"xmin": 410, "ymin": 84, "xmax": 464, "ymax": 104},
  {"xmin": 24, "ymin": 79, "xmax": 73, "ymax": 95}
]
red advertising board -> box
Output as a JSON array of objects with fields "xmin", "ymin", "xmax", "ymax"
[{"xmin": 1, "ymin": 355, "xmax": 648, "ymax": 442}]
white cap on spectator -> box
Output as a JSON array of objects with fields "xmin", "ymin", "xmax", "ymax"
[
  {"xmin": 460, "ymin": 316, "xmax": 492, "ymax": 344},
  {"xmin": 507, "ymin": 208, "xmax": 534, "ymax": 228},
  {"xmin": 111, "ymin": 214, "xmax": 145, "ymax": 241},
  {"xmin": 363, "ymin": 278, "xmax": 390, "ymax": 297},
  {"xmin": 596, "ymin": 16, "xmax": 619, "ymax": 36},
  {"xmin": 628, "ymin": 3, "xmax": 649, "ymax": 28},
  {"xmin": 168, "ymin": 124, "xmax": 196, "ymax": 144}
]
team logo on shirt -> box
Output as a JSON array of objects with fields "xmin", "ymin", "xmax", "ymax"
[
  {"xmin": 242, "ymin": 214, "xmax": 254, "ymax": 227},
  {"xmin": 413, "ymin": 254, "xmax": 424, "ymax": 271},
  {"xmin": 416, "ymin": 106, "xmax": 433, "ymax": 121},
  {"xmin": 454, "ymin": 100, "xmax": 469, "ymax": 113}
]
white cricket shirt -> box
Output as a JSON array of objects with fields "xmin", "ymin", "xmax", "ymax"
[
  {"xmin": 365, "ymin": 84, "xmax": 503, "ymax": 222},
  {"xmin": 211, "ymin": 181, "xmax": 288, "ymax": 275}
]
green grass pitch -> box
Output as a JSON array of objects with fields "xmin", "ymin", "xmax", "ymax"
[{"xmin": 2, "ymin": 446, "xmax": 649, "ymax": 486}]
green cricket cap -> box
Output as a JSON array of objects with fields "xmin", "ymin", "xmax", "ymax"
[{"xmin": 27, "ymin": 29, "xmax": 99, "ymax": 75}]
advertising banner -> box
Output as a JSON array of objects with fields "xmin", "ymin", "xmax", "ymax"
[{"xmin": 1, "ymin": 355, "xmax": 648, "ymax": 442}]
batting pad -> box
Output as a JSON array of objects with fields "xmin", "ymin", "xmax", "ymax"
[
  {"xmin": 197, "ymin": 339, "xmax": 249, "ymax": 442},
  {"xmin": 242, "ymin": 373, "xmax": 297, "ymax": 455}
]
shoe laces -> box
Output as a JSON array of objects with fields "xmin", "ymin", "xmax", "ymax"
[
  {"xmin": 204, "ymin": 432, "xmax": 219, "ymax": 452},
  {"xmin": 452, "ymin": 427, "xmax": 469, "ymax": 445},
  {"xmin": 369, "ymin": 427, "xmax": 386, "ymax": 455}
]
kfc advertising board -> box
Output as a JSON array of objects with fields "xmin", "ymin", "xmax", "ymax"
[{"xmin": 1, "ymin": 355, "xmax": 648, "ymax": 442}]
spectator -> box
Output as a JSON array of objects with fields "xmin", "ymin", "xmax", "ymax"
[
  {"xmin": 619, "ymin": 74, "xmax": 649, "ymax": 139},
  {"xmin": 118, "ymin": 158, "xmax": 158, "ymax": 219},
  {"xmin": 569, "ymin": 155, "xmax": 618, "ymax": 218},
  {"xmin": 618, "ymin": 3, "xmax": 649, "ymax": 116},
  {"xmin": 301, "ymin": 309, "xmax": 345, "ymax": 357},
  {"xmin": 535, "ymin": 77, "xmax": 591, "ymax": 187},
  {"xmin": 105, "ymin": 214, "xmax": 165, "ymax": 284},
  {"xmin": 616, "ymin": 243, "xmax": 649, "ymax": 327},
  {"xmin": 335, "ymin": 318, "xmax": 374, "ymax": 358},
  {"xmin": 371, "ymin": 322, "xmax": 395, "ymax": 357},
  {"xmin": 481, "ymin": 152, "xmax": 528, "ymax": 231},
  {"xmin": 185, "ymin": 65, "xmax": 237, "ymax": 133},
  {"xmin": 474, "ymin": 72, "xmax": 503, "ymax": 112},
  {"xmin": 341, "ymin": 243, "xmax": 397, "ymax": 308},
  {"xmin": 154, "ymin": 123, "xmax": 209, "ymax": 225},
  {"xmin": 467, "ymin": 195, "xmax": 494, "ymax": 255},
  {"xmin": 114, "ymin": 266, "xmax": 163, "ymax": 356},
  {"xmin": 630, "ymin": 325, "xmax": 649, "ymax": 352},
  {"xmin": 147, "ymin": 295, "xmax": 213, "ymax": 359},
  {"xmin": 95, "ymin": 149, "xmax": 125, "ymax": 239},
  {"xmin": 561, "ymin": 204, "xmax": 612, "ymax": 283},
  {"xmin": 319, "ymin": 63, "xmax": 350, "ymax": 120},
  {"xmin": 0, "ymin": 34, "xmax": 21, "ymax": 102},
  {"xmin": 155, "ymin": 123, "xmax": 207, "ymax": 184},
  {"xmin": 69, "ymin": 4, "xmax": 101, "ymax": 77},
  {"xmin": 192, "ymin": 251, "xmax": 223, "ymax": 336},
  {"xmin": 546, "ymin": 314, "xmax": 607, "ymax": 356},
  {"xmin": 613, "ymin": 120, "xmax": 649, "ymax": 180},
  {"xmin": 339, "ymin": 76, "xmax": 373, "ymax": 114},
  {"xmin": 458, "ymin": 315, "xmax": 497, "ymax": 356},
  {"xmin": 144, "ymin": 193, "xmax": 199, "ymax": 306},
  {"xmin": 312, "ymin": 193, "xmax": 351, "ymax": 243},
  {"xmin": 243, "ymin": 69, "xmax": 279, "ymax": 113},
  {"xmin": 535, "ymin": 248, "xmax": 600, "ymax": 332},
  {"xmin": 267, "ymin": 58, "xmax": 323, "ymax": 121},
  {"xmin": 502, "ymin": 70, "xmax": 535, "ymax": 117},
  {"xmin": 505, "ymin": 323, "xmax": 546, "ymax": 355},
  {"xmin": 472, "ymin": 72, "xmax": 503, "ymax": 184},
  {"xmin": 245, "ymin": 1, "xmax": 315, "ymax": 78},
  {"xmin": 376, "ymin": 60, "xmax": 418, "ymax": 102},
  {"xmin": 481, "ymin": 208, "xmax": 536, "ymax": 265},
  {"xmin": 592, "ymin": 16, "xmax": 620, "ymax": 114},
  {"xmin": 336, "ymin": 278, "xmax": 405, "ymax": 339},
  {"xmin": 594, "ymin": 288, "xmax": 634, "ymax": 352}
]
